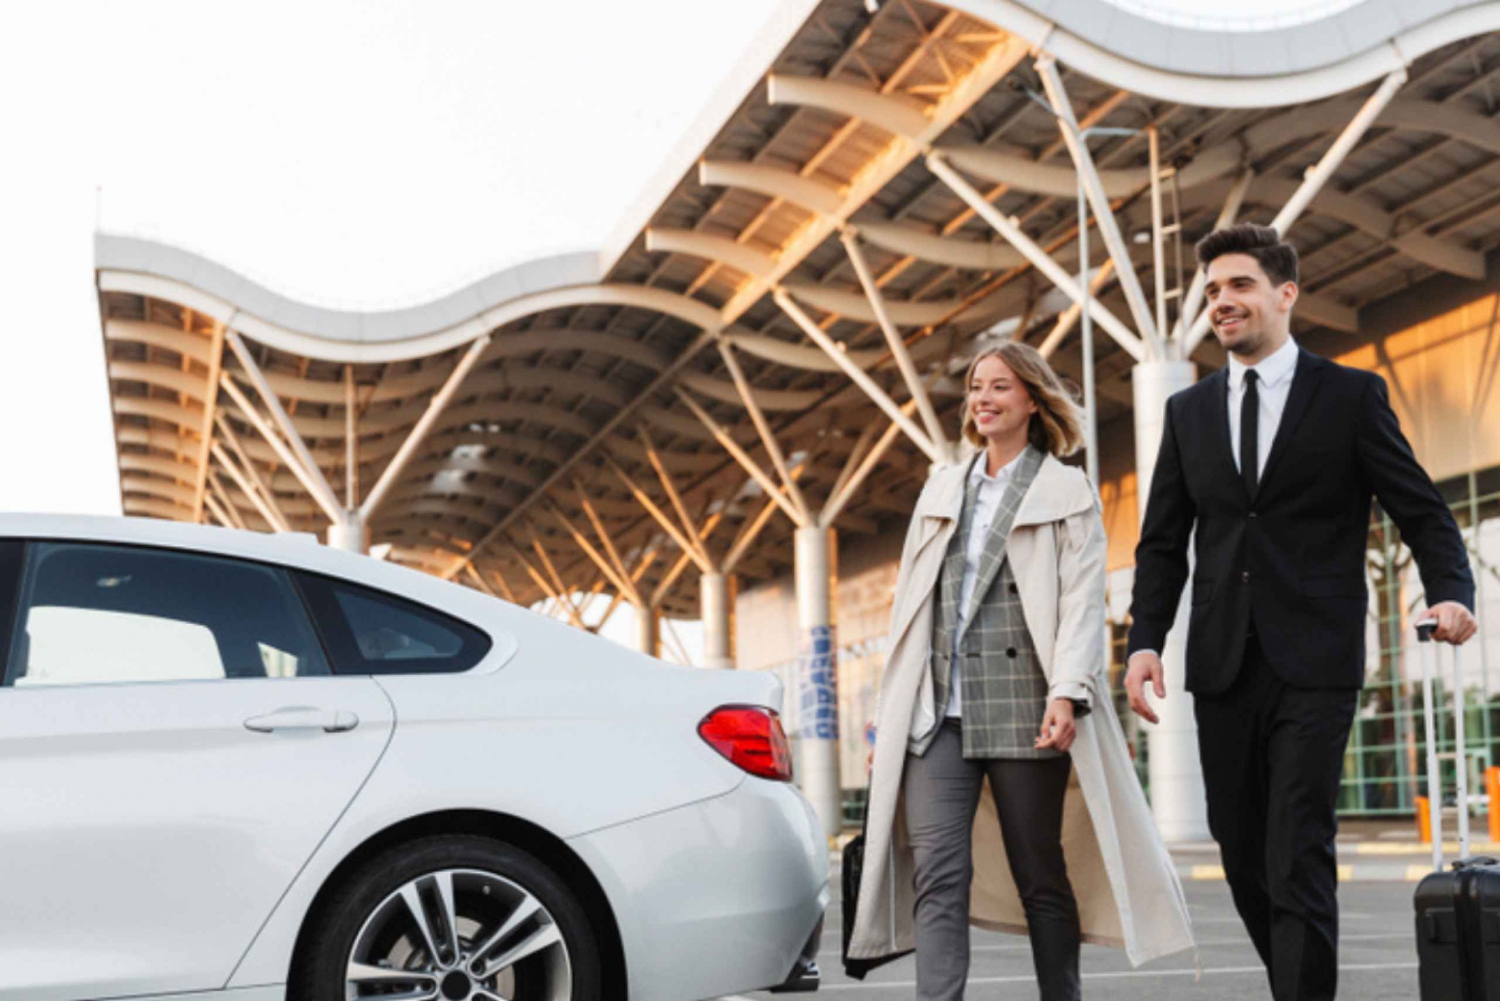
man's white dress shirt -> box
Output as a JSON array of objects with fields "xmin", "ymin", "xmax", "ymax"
[
  {"xmin": 947, "ymin": 449, "xmax": 1024, "ymax": 718},
  {"xmin": 1227, "ymin": 335, "xmax": 1299, "ymax": 479}
]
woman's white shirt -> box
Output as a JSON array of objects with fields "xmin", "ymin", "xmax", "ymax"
[{"xmin": 946, "ymin": 449, "xmax": 1025, "ymax": 718}]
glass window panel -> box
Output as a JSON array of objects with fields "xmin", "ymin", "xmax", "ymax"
[{"xmin": 5, "ymin": 542, "xmax": 329, "ymax": 687}]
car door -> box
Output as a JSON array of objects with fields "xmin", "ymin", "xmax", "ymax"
[{"xmin": 0, "ymin": 539, "xmax": 394, "ymax": 1001}]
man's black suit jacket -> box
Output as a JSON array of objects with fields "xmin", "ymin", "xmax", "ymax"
[{"xmin": 1127, "ymin": 348, "xmax": 1474, "ymax": 695}]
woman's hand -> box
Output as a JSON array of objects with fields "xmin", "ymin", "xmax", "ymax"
[{"xmin": 1036, "ymin": 698, "xmax": 1077, "ymax": 753}]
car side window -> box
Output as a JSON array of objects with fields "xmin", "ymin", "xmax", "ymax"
[
  {"xmin": 2, "ymin": 542, "xmax": 330, "ymax": 687},
  {"xmin": 0, "ymin": 540, "xmax": 22, "ymax": 682},
  {"xmin": 297, "ymin": 573, "xmax": 491, "ymax": 675}
]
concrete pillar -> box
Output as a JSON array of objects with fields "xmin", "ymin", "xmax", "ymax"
[
  {"xmin": 1133, "ymin": 359, "xmax": 1210, "ymax": 843},
  {"xmin": 636, "ymin": 604, "xmax": 660, "ymax": 658},
  {"xmin": 326, "ymin": 514, "xmax": 369, "ymax": 554},
  {"xmin": 700, "ymin": 572, "xmax": 735, "ymax": 670},
  {"xmin": 795, "ymin": 525, "xmax": 841, "ymax": 838}
]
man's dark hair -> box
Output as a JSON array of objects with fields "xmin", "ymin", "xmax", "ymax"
[{"xmin": 1195, "ymin": 223, "xmax": 1299, "ymax": 287}]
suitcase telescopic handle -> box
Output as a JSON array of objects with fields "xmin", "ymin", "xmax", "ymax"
[{"xmin": 1417, "ymin": 617, "xmax": 1470, "ymax": 869}]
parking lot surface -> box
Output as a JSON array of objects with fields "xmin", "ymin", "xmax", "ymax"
[{"xmin": 731, "ymin": 879, "xmax": 1418, "ymax": 1001}]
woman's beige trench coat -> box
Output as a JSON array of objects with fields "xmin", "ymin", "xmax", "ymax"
[{"xmin": 848, "ymin": 450, "xmax": 1194, "ymax": 967}]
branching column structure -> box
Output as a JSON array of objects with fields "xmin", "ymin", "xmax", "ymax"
[
  {"xmin": 545, "ymin": 461, "xmax": 724, "ymax": 662},
  {"xmin": 218, "ymin": 330, "xmax": 491, "ymax": 553}
]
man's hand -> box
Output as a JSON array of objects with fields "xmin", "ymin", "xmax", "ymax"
[
  {"xmin": 1426, "ymin": 601, "xmax": 1478, "ymax": 645},
  {"xmin": 1125, "ymin": 651, "xmax": 1166, "ymax": 725},
  {"xmin": 1036, "ymin": 698, "xmax": 1077, "ymax": 753}
]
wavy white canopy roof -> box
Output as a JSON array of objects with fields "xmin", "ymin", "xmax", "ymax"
[
  {"xmin": 961, "ymin": 0, "xmax": 1499, "ymax": 105},
  {"xmin": 97, "ymin": 235, "xmax": 607, "ymax": 364}
]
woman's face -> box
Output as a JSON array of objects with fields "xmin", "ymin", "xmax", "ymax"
[{"xmin": 968, "ymin": 355, "xmax": 1037, "ymax": 444}]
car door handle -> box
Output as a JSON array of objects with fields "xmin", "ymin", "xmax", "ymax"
[{"xmin": 243, "ymin": 707, "xmax": 360, "ymax": 734}]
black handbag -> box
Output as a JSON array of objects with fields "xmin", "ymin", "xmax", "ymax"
[{"xmin": 840, "ymin": 787, "xmax": 914, "ymax": 979}]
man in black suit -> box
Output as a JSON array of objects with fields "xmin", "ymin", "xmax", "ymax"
[{"xmin": 1125, "ymin": 223, "xmax": 1477, "ymax": 1000}]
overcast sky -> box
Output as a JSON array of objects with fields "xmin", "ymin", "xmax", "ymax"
[{"xmin": 0, "ymin": 0, "xmax": 795, "ymax": 523}]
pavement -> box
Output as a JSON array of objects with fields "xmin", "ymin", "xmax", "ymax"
[
  {"xmin": 726, "ymin": 880, "xmax": 1420, "ymax": 1001},
  {"xmin": 717, "ymin": 819, "xmax": 1449, "ymax": 1000}
]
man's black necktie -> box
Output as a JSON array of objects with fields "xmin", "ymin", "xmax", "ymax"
[{"xmin": 1241, "ymin": 369, "xmax": 1260, "ymax": 497}]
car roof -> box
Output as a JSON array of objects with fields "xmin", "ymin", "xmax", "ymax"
[{"xmin": 0, "ymin": 514, "xmax": 496, "ymax": 623}]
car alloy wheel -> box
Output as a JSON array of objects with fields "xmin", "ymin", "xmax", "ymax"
[{"xmin": 344, "ymin": 868, "xmax": 572, "ymax": 1001}]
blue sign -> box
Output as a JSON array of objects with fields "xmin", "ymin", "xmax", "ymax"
[{"xmin": 797, "ymin": 624, "xmax": 838, "ymax": 740}]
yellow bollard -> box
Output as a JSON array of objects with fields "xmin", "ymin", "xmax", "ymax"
[{"xmin": 1416, "ymin": 795, "xmax": 1432, "ymax": 844}]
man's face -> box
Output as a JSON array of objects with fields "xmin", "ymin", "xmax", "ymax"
[{"xmin": 1203, "ymin": 252, "xmax": 1298, "ymax": 357}]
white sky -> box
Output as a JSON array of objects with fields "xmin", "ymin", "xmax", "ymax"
[{"xmin": 0, "ymin": 0, "xmax": 783, "ymax": 523}]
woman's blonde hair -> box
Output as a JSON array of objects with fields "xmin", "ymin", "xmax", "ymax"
[{"xmin": 960, "ymin": 342, "xmax": 1085, "ymax": 457}]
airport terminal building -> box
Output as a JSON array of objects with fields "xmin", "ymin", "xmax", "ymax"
[{"xmin": 98, "ymin": 0, "xmax": 1500, "ymax": 838}]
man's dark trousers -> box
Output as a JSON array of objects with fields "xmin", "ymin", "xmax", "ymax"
[{"xmin": 1195, "ymin": 632, "xmax": 1357, "ymax": 1001}]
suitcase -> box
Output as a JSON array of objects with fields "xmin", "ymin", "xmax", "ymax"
[{"xmin": 1413, "ymin": 619, "xmax": 1500, "ymax": 1000}]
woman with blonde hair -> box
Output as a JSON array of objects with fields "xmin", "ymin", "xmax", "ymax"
[{"xmin": 846, "ymin": 342, "xmax": 1192, "ymax": 999}]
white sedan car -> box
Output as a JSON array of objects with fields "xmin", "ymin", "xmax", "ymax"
[{"xmin": 0, "ymin": 515, "xmax": 828, "ymax": 1001}]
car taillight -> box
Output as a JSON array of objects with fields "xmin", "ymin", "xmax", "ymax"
[{"xmin": 698, "ymin": 705, "xmax": 793, "ymax": 782}]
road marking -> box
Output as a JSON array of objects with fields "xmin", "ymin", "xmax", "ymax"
[
  {"xmin": 1188, "ymin": 863, "xmax": 1396, "ymax": 882},
  {"xmin": 813, "ymin": 961, "xmax": 1417, "ymax": 990},
  {"xmin": 1357, "ymin": 840, "xmax": 1500, "ymax": 855}
]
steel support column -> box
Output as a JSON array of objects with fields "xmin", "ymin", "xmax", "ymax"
[
  {"xmin": 636, "ymin": 604, "xmax": 660, "ymax": 658},
  {"xmin": 700, "ymin": 571, "xmax": 734, "ymax": 671},
  {"xmin": 327, "ymin": 515, "xmax": 369, "ymax": 553},
  {"xmin": 795, "ymin": 524, "xmax": 841, "ymax": 839},
  {"xmin": 1134, "ymin": 359, "xmax": 1209, "ymax": 842}
]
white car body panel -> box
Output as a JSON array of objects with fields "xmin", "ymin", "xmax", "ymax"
[
  {"xmin": 568, "ymin": 775, "xmax": 830, "ymax": 1001},
  {"xmin": 229, "ymin": 655, "xmax": 784, "ymax": 989},
  {"xmin": 0, "ymin": 677, "xmax": 394, "ymax": 1001},
  {"xmin": 0, "ymin": 516, "xmax": 828, "ymax": 1001}
]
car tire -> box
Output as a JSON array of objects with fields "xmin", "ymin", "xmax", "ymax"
[{"xmin": 292, "ymin": 834, "xmax": 601, "ymax": 1001}]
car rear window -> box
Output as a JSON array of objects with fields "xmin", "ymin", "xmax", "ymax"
[{"xmin": 296, "ymin": 572, "xmax": 492, "ymax": 676}]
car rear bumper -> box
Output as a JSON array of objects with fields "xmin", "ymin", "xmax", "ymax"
[{"xmin": 567, "ymin": 776, "xmax": 829, "ymax": 1001}]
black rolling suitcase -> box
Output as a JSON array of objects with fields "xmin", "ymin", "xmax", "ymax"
[{"xmin": 1413, "ymin": 619, "xmax": 1500, "ymax": 1000}]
